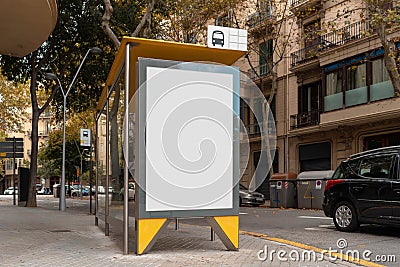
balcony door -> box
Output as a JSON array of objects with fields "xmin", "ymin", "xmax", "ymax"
[{"xmin": 297, "ymin": 82, "xmax": 321, "ymax": 126}]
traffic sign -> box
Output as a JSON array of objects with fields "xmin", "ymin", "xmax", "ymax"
[
  {"xmin": 80, "ymin": 129, "xmax": 91, "ymax": 147},
  {"xmin": 5, "ymin": 138, "xmax": 23, "ymax": 142},
  {"xmin": 207, "ymin": 25, "xmax": 247, "ymax": 51},
  {"xmin": 0, "ymin": 145, "xmax": 24, "ymax": 153},
  {"xmin": 0, "ymin": 152, "xmax": 23, "ymax": 158}
]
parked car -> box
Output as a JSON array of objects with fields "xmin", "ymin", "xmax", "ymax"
[
  {"xmin": 4, "ymin": 187, "xmax": 18, "ymax": 195},
  {"xmin": 37, "ymin": 187, "xmax": 51, "ymax": 195},
  {"xmin": 96, "ymin": 186, "xmax": 113, "ymax": 194},
  {"xmin": 239, "ymin": 184, "xmax": 264, "ymax": 207},
  {"xmin": 71, "ymin": 185, "xmax": 88, "ymax": 197},
  {"xmin": 120, "ymin": 182, "xmax": 135, "ymax": 201},
  {"xmin": 323, "ymin": 146, "xmax": 400, "ymax": 232}
]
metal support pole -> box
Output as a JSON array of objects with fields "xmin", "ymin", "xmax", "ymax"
[
  {"xmin": 95, "ymin": 118, "xmax": 99, "ymax": 226},
  {"xmin": 123, "ymin": 43, "xmax": 130, "ymax": 255},
  {"xmin": 105, "ymin": 99, "xmax": 110, "ymax": 236},
  {"xmin": 80, "ymin": 151, "xmax": 83, "ymax": 200},
  {"xmin": 12, "ymin": 137, "xmax": 16, "ymax": 206},
  {"xmin": 175, "ymin": 218, "xmax": 179, "ymax": 230},
  {"xmin": 89, "ymin": 142, "xmax": 93, "ymax": 214},
  {"xmin": 44, "ymin": 48, "xmax": 99, "ymax": 212},
  {"xmin": 60, "ymin": 95, "xmax": 67, "ymax": 211},
  {"xmin": 211, "ymin": 228, "xmax": 215, "ymax": 241}
]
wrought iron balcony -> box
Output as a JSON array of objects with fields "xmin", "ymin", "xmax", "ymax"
[
  {"xmin": 247, "ymin": 10, "xmax": 275, "ymax": 30},
  {"xmin": 246, "ymin": 63, "xmax": 271, "ymax": 81},
  {"xmin": 320, "ymin": 20, "xmax": 370, "ymax": 48},
  {"xmin": 290, "ymin": 0, "xmax": 307, "ymax": 6},
  {"xmin": 245, "ymin": 121, "xmax": 276, "ymax": 136},
  {"xmin": 290, "ymin": 43, "xmax": 320, "ymax": 68},
  {"xmin": 290, "ymin": 110, "xmax": 320, "ymax": 129},
  {"xmin": 291, "ymin": 20, "xmax": 371, "ymax": 68}
]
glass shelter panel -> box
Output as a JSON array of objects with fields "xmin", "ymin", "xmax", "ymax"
[
  {"xmin": 107, "ymin": 80, "xmax": 126, "ymax": 230},
  {"xmin": 96, "ymin": 109, "xmax": 107, "ymax": 219}
]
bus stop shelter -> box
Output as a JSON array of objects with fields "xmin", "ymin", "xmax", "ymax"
[{"xmin": 95, "ymin": 37, "xmax": 245, "ymax": 255}]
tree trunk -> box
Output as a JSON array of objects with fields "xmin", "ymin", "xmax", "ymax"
[
  {"xmin": 26, "ymin": 75, "xmax": 39, "ymax": 207},
  {"xmin": 383, "ymin": 42, "xmax": 400, "ymax": 93},
  {"xmin": 375, "ymin": 23, "xmax": 400, "ymax": 93}
]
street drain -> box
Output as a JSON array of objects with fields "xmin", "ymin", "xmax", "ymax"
[{"xmin": 50, "ymin": 230, "xmax": 72, "ymax": 233}]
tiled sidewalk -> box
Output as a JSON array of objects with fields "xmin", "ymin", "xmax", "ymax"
[{"xmin": 0, "ymin": 202, "xmax": 359, "ymax": 266}]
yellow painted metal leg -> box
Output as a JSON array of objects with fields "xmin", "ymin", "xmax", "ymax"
[
  {"xmin": 137, "ymin": 218, "xmax": 168, "ymax": 255},
  {"xmin": 206, "ymin": 216, "xmax": 239, "ymax": 250}
]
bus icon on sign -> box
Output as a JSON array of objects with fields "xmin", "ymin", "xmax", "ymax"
[{"xmin": 212, "ymin": 30, "xmax": 224, "ymax": 47}]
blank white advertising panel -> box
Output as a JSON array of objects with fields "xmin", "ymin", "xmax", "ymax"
[{"xmin": 145, "ymin": 66, "xmax": 234, "ymax": 211}]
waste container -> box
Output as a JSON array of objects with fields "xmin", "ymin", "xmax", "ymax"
[
  {"xmin": 53, "ymin": 184, "xmax": 61, "ymax": 198},
  {"xmin": 297, "ymin": 170, "xmax": 334, "ymax": 209},
  {"xmin": 269, "ymin": 173, "xmax": 297, "ymax": 208}
]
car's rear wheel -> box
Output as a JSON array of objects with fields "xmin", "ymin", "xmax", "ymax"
[{"xmin": 333, "ymin": 201, "xmax": 359, "ymax": 232}]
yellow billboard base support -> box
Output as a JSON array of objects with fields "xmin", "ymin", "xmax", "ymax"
[
  {"xmin": 136, "ymin": 218, "xmax": 169, "ymax": 255},
  {"xmin": 206, "ymin": 216, "xmax": 239, "ymax": 250}
]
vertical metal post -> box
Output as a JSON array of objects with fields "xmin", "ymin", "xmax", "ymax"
[
  {"xmin": 123, "ymin": 43, "xmax": 130, "ymax": 255},
  {"xmin": 211, "ymin": 228, "xmax": 215, "ymax": 241},
  {"xmin": 60, "ymin": 94, "xmax": 67, "ymax": 211},
  {"xmin": 89, "ymin": 141, "xmax": 93, "ymax": 214},
  {"xmin": 80, "ymin": 150, "xmax": 83, "ymax": 200},
  {"xmin": 95, "ymin": 120, "xmax": 99, "ymax": 226},
  {"xmin": 12, "ymin": 137, "xmax": 16, "ymax": 206},
  {"xmin": 105, "ymin": 98, "xmax": 110, "ymax": 236},
  {"xmin": 175, "ymin": 218, "xmax": 179, "ymax": 230}
]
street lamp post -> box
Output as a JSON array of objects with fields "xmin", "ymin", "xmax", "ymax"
[{"xmin": 45, "ymin": 47, "xmax": 102, "ymax": 211}]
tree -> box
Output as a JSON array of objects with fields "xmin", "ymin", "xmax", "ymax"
[
  {"xmin": 0, "ymin": 1, "xmax": 115, "ymax": 207},
  {"xmin": 101, "ymin": 0, "xmax": 164, "ymax": 199},
  {"xmin": 38, "ymin": 128, "xmax": 87, "ymax": 187},
  {"xmin": 323, "ymin": 0, "xmax": 400, "ymax": 92},
  {"xmin": 362, "ymin": 0, "xmax": 400, "ymax": 92},
  {"xmin": 158, "ymin": 0, "xmax": 242, "ymax": 43},
  {"xmin": 0, "ymin": 73, "xmax": 30, "ymax": 133}
]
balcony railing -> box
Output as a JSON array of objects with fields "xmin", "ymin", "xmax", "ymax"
[
  {"xmin": 290, "ymin": 43, "xmax": 320, "ymax": 68},
  {"xmin": 247, "ymin": 10, "xmax": 275, "ymax": 30},
  {"xmin": 246, "ymin": 63, "xmax": 271, "ymax": 80},
  {"xmin": 320, "ymin": 20, "xmax": 370, "ymax": 47},
  {"xmin": 290, "ymin": 110, "xmax": 320, "ymax": 129},
  {"xmin": 245, "ymin": 121, "xmax": 276, "ymax": 136},
  {"xmin": 38, "ymin": 131, "xmax": 50, "ymax": 137},
  {"xmin": 291, "ymin": 20, "xmax": 371, "ymax": 68},
  {"xmin": 290, "ymin": 0, "xmax": 307, "ymax": 6}
]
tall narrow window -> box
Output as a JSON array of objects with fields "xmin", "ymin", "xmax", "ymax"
[
  {"xmin": 326, "ymin": 71, "xmax": 342, "ymax": 96},
  {"xmin": 259, "ymin": 40, "xmax": 273, "ymax": 75},
  {"xmin": 347, "ymin": 63, "xmax": 366, "ymax": 90},
  {"xmin": 372, "ymin": 58, "xmax": 390, "ymax": 84}
]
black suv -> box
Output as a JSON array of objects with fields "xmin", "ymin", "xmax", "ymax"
[{"xmin": 323, "ymin": 146, "xmax": 400, "ymax": 232}]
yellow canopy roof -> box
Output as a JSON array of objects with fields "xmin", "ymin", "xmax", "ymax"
[
  {"xmin": 0, "ymin": 0, "xmax": 58, "ymax": 57},
  {"xmin": 97, "ymin": 37, "xmax": 245, "ymax": 111}
]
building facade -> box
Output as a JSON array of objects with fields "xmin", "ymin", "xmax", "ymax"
[
  {"xmin": 236, "ymin": 0, "xmax": 400, "ymax": 198},
  {"xmin": 1, "ymin": 109, "xmax": 54, "ymax": 192}
]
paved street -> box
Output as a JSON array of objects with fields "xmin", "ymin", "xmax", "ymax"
[
  {"xmin": 238, "ymin": 207, "xmax": 400, "ymax": 267},
  {"xmin": 0, "ymin": 195, "xmax": 399, "ymax": 266},
  {"xmin": 0, "ymin": 195, "xmax": 361, "ymax": 267}
]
